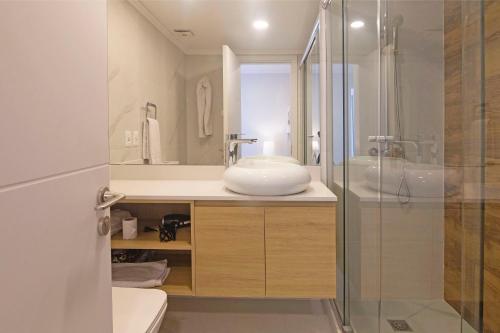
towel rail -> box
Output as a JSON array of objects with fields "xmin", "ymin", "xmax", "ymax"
[{"xmin": 145, "ymin": 102, "xmax": 157, "ymax": 119}]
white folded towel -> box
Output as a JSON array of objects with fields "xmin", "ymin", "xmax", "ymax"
[
  {"xmin": 112, "ymin": 260, "xmax": 170, "ymax": 288},
  {"xmin": 142, "ymin": 117, "xmax": 162, "ymax": 164}
]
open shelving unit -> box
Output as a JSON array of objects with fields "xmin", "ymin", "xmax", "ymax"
[
  {"xmin": 111, "ymin": 227, "xmax": 192, "ymax": 251},
  {"xmin": 158, "ymin": 266, "xmax": 192, "ymax": 296},
  {"xmin": 111, "ymin": 200, "xmax": 195, "ymax": 296}
]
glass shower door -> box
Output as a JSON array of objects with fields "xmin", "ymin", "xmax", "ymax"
[
  {"xmin": 325, "ymin": 0, "xmax": 347, "ymax": 322},
  {"xmin": 330, "ymin": 0, "xmax": 487, "ymax": 332},
  {"xmin": 341, "ymin": 0, "xmax": 383, "ymax": 331},
  {"xmin": 378, "ymin": 0, "xmax": 484, "ymax": 332}
]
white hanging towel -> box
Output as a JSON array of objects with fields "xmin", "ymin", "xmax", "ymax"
[
  {"xmin": 142, "ymin": 117, "xmax": 162, "ymax": 164},
  {"xmin": 197, "ymin": 76, "xmax": 212, "ymax": 138}
]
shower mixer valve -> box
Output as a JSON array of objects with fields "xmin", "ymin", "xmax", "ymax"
[{"xmin": 368, "ymin": 135, "xmax": 395, "ymax": 143}]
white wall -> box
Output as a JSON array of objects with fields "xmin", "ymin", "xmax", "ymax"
[
  {"xmin": 240, "ymin": 64, "xmax": 292, "ymax": 157},
  {"xmin": 347, "ymin": 20, "xmax": 444, "ymax": 164},
  {"xmin": 348, "ymin": 198, "xmax": 444, "ymax": 301},
  {"xmin": 350, "ymin": 50, "xmax": 379, "ymax": 157},
  {"xmin": 398, "ymin": 32, "xmax": 444, "ymax": 164}
]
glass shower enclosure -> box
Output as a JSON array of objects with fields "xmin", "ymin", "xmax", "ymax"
[{"xmin": 325, "ymin": 0, "xmax": 488, "ymax": 332}]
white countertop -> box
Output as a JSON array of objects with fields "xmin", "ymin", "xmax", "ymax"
[
  {"xmin": 110, "ymin": 179, "xmax": 337, "ymax": 202},
  {"xmin": 333, "ymin": 180, "xmax": 446, "ymax": 204},
  {"xmin": 332, "ymin": 180, "xmax": 500, "ymax": 204}
]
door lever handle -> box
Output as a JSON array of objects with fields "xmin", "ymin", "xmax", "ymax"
[{"xmin": 95, "ymin": 186, "xmax": 126, "ymax": 211}]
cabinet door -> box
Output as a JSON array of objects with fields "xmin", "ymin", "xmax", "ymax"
[
  {"xmin": 265, "ymin": 206, "xmax": 336, "ymax": 298},
  {"xmin": 195, "ymin": 206, "xmax": 265, "ymax": 297}
]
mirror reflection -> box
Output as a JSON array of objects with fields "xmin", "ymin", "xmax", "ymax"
[
  {"xmin": 108, "ymin": 0, "xmax": 320, "ymax": 165},
  {"xmin": 303, "ymin": 31, "xmax": 321, "ymax": 166}
]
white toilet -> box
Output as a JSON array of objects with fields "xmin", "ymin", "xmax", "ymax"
[{"xmin": 112, "ymin": 287, "xmax": 168, "ymax": 333}]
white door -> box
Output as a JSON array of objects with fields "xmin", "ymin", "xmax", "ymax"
[
  {"xmin": 0, "ymin": 2, "xmax": 112, "ymax": 333},
  {"xmin": 222, "ymin": 45, "xmax": 241, "ymax": 139}
]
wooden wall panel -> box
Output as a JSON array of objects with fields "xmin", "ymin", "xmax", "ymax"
[
  {"xmin": 444, "ymin": 0, "xmax": 500, "ymax": 331},
  {"xmin": 443, "ymin": 203, "xmax": 462, "ymax": 311},
  {"xmin": 484, "ymin": 203, "xmax": 500, "ymax": 333},
  {"xmin": 484, "ymin": 1, "xmax": 500, "ymax": 332},
  {"xmin": 444, "ymin": 0, "xmax": 465, "ymax": 317}
]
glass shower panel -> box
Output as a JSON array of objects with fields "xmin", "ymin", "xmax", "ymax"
[
  {"xmin": 343, "ymin": 0, "xmax": 382, "ymax": 332},
  {"xmin": 378, "ymin": 0, "xmax": 458, "ymax": 331},
  {"xmin": 338, "ymin": 0, "xmax": 486, "ymax": 332},
  {"xmin": 378, "ymin": 0, "xmax": 484, "ymax": 332},
  {"xmin": 325, "ymin": 0, "xmax": 346, "ymax": 322}
]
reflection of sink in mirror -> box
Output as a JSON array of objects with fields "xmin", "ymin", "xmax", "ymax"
[
  {"xmin": 239, "ymin": 155, "xmax": 301, "ymax": 165},
  {"xmin": 348, "ymin": 156, "xmax": 378, "ymax": 181},
  {"xmin": 224, "ymin": 157, "xmax": 311, "ymax": 196},
  {"xmin": 364, "ymin": 158, "xmax": 445, "ymax": 198},
  {"xmin": 154, "ymin": 161, "xmax": 180, "ymax": 165}
]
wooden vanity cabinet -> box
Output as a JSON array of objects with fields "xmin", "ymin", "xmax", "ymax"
[
  {"xmin": 265, "ymin": 206, "xmax": 336, "ymax": 298},
  {"xmin": 194, "ymin": 202, "xmax": 336, "ymax": 299},
  {"xmin": 110, "ymin": 199, "xmax": 335, "ymax": 298},
  {"xmin": 194, "ymin": 206, "xmax": 266, "ymax": 297}
]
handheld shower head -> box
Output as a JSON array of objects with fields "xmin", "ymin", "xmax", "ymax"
[
  {"xmin": 392, "ymin": 15, "xmax": 404, "ymax": 27},
  {"xmin": 391, "ymin": 15, "xmax": 404, "ymax": 51}
]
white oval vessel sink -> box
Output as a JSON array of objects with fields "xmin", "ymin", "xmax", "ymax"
[
  {"xmin": 364, "ymin": 158, "xmax": 444, "ymax": 198},
  {"xmin": 224, "ymin": 158, "xmax": 311, "ymax": 196}
]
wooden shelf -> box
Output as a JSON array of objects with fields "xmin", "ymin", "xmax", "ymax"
[
  {"xmin": 111, "ymin": 227, "xmax": 191, "ymax": 251},
  {"xmin": 157, "ymin": 266, "xmax": 193, "ymax": 296}
]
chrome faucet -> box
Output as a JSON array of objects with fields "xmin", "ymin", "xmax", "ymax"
[
  {"xmin": 225, "ymin": 134, "xmax": 257, "ymax": 167},
  {"xmin": 368, "ymin": 135, "xmax": 422, "ymax": 162}
]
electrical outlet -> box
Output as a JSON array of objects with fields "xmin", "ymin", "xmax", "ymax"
[
  {"xmin": 132, "ymin": 130, "xmax": 140, "ymax": 146},
  {"xmin": 125, "ymin": 130, "xmax": 132, "ymax": 147}
]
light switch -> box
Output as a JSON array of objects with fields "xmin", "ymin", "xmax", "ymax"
[
  {"xmin": 125, "ymin": 130, "xmax": 132, "ymax": 147},
  {"xmin": 132, "ymin": 130, "xmax": 140, "ymax": 146}
]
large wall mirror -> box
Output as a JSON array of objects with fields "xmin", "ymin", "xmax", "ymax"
[{"xmin": 108, "ymin": 0, "xmax": 321, "ymax": 165}]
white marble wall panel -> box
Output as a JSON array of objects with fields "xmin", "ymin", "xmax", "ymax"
[{"xmin": 108, "ymin": 0, "xmax": 186, "ymax": 164}]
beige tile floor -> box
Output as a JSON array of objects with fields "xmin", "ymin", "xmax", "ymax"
[
  {"xmin": 157, "ymin": 297, "xmax": 477, "ymax": 333},
  {"xmin": 350, "ymin": 299, "xmax": 476, "ymax": 333},
  {"xmin": 159, "ymin": 297, "xmax": 343, "ymax": 333}
]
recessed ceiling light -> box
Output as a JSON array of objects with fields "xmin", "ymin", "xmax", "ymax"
[
  {"xmin": 350, "ymin": 20, "xmax": 365, "ymax": 29},
  {"xmin": 253, "ymin": 20, "xmax": 269, "ymax": 31}
]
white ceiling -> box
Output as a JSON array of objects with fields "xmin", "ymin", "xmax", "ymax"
[{"xmin": 132, "ymin": 0, "xmax": 320, "ymax": 55}]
